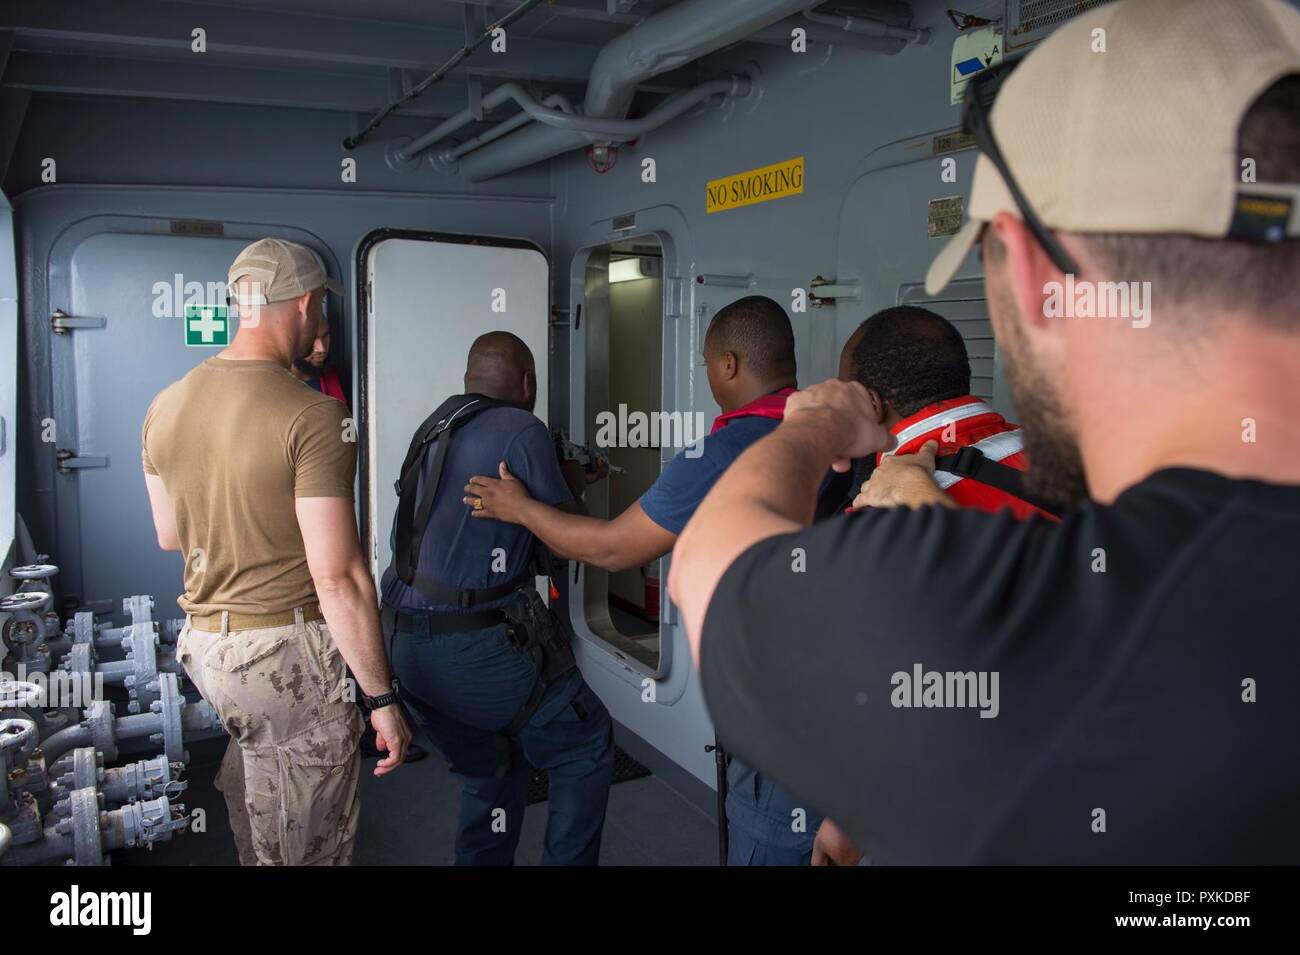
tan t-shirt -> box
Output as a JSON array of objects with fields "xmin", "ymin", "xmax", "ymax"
[{"xmin": 142, "ymin": 358, "xmax": 356, "ymax": 615}]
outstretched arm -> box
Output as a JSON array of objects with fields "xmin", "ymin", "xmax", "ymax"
[{"xmin": 467, "ymin": 463, "xmax": 676, "ymax": 571}]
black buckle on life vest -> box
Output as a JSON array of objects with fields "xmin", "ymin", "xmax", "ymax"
[{"xmin": 948, "ymin": 444, "xmax": 986, "ymax": 478}]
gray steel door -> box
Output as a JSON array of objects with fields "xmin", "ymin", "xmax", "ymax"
[{"xmin": 54, "ymin": 232, "xmax": 251, "ymax": 620}]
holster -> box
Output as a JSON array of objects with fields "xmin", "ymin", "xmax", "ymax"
[{"xmin": 499, "ymin": 588, "xmax": 576, "ymax": 737}]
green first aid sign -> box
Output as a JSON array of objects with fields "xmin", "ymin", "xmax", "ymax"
[{"xmin": 185, "ymin": 304, "xmax": 229, "ymax": 346}]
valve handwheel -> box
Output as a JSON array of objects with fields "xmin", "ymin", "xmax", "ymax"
[
  {"xmin": 0, "ymin": 592, "xmax": 48, "ymax": 613},
  {"xmin": 9, "ymin": 564, "xmax": 59, "ymax": 580}
]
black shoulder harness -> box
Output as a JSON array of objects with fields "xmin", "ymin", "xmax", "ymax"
[{"xmin": 392, "ymin": 394, "xmax": 531, "ymax": 606}]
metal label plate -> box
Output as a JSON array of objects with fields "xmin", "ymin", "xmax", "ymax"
[{"xmin": 928, "ymin": 196, "xmax": 965, "ymax": 238}]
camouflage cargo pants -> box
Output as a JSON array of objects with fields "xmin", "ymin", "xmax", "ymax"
[{"xmin": 177, "ymin": 608, "xmax": 365, "ymax": 865}]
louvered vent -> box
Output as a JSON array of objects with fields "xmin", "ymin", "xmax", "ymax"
[{"xmin": 1006, "ymin": 0, "xmax": 1117, "ymax": 51}]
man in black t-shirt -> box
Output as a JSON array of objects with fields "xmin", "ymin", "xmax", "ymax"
[{"xmin": 668, "ymin": 0, "xmax": 1300, "ymax": 864}]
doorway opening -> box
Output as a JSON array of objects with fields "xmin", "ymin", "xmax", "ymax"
[{"xmin": 579, "ymin": 237, "xmax": 665, "ymax": 672}]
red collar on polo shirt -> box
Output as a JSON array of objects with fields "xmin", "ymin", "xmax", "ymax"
[{"xmin": 710, "ymin": 386, "xmax": 798, "ymax": 435}]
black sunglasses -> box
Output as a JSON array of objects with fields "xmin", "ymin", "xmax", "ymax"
[{"xmin": 961, "ymin": 59, "xmax": 1080, "ymax": 277}]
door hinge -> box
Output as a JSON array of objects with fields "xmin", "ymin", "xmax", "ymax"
[
  {"xmin": 51, "ymin": 309, "xmax": 107, "ymax": 334},
  {"xmin": 56, "ymin": 449, "xmax": 109, "ymax": 473}
]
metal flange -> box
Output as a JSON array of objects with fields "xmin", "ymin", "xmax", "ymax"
[
  {"xmin": 384, "ymin": 137, "xmax": 423, "ymax": 173},
  {"xmin": 69, "ymin": 786, "xmax": 106, "ymax": 865}
]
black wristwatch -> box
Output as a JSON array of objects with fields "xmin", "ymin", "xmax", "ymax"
[{"xmin": 362, "ymin": 679, "xmax": 401, "ymax": 711}]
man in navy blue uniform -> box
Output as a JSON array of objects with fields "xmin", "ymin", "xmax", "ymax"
[
  {"xmin": 380, "ymin": 331, "xmax": 614, "ymax": 865},
  {"xmin": 467, "ymin": 296, "xmax": 829, "ymax": 865}
]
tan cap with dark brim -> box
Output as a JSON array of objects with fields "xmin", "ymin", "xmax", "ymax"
[
  {"xmin": 926, "ymin": 0, "xmax": 1300, "ymax": 296},
  {"xmin": 228, "ymin": 237, "xmax": 343, "ymax": 305}
]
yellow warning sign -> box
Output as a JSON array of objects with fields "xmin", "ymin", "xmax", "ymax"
[{"xmin": 706, "ymin": 156, "xmax": 804, "ymax": 214}]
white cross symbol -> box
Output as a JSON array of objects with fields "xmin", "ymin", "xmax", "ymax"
[{"xmin": 188, "ymin": 307, "xmax": 224, "ymax": 343}]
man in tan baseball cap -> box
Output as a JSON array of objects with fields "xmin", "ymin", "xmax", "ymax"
[
  {"xmin": 666, "ymin": 0, "xmax": 1300, "ymax": 863},
  {"xmin": 227, "ymin": 236, "xmax": 343, "ymax": 306},
  {"xmin": 142, "ymin": 237, "xmax": 411, "ymax": 865},
  {"xmin": 919, "ymin": 0, "xmax": 1300, "ymax": 506}
]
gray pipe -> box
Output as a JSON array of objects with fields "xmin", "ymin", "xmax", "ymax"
[
  {"xmin": 400, "ymin": 84, "xmax": 576, "ymax": 161},
  {"xmin": 460, "ymin": 0, "xmax": 819, "ymax": 183},
  {"xmin": 457, "ymin": 77, "xmax": 744, "ymax": 180},
  {"xmin": 584, "ymin": 0, "xmax": 820, "ymax": 117},
  {"xmin": 37, "ymin": 723, "xmax": 92, "ymax": 764},
  {"xmin": 0, "ymin": 830, "xmax": 71, "ymax": 865},
  {"xmin": 802, "ymin": 9, "xmax": 929, "ymax": 44},
  {"xmin": 503, "ymin": 77, "xmax": 745, "ymax": 139},
  {"xmin": 749, "ymin": 17, "xmax": 907, "ymax": 53},
  {"xmin": 409, "ymin": 79, "xmax": 742, "ymax": 164},
  {"xmin": 115, "ymin": 712, "xmax": 161, "ymax": 739},
  {"xmin": 96, "ymin": 659, "xmax": 134, "ymax": 684},
  {"xmin": 459, "ymin": 119, "xmax": 587, "ymax": 183},
  {"xmin": 444, "ymin": 93, "xmax": 576, "ymax": 161}
]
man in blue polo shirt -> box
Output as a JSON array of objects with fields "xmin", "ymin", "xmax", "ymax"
[
  {"xmin": 380, "ymin": 331, "xmax": 614, "ymax": 866},
  {"xmin": 466, "ymin": 296, "xmax": 828, "ymax": 865}
]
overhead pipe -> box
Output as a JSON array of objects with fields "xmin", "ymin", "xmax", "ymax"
[
  {"xmin": 403, "ymin": 78, "xmax": 748, "ymax": 167},
  {"xmin": 581, "ymin": 0, "xmax": 821, "ymax": 117},
  {"xmin": 397, "ymin": 84, "xmax": 577, "ymax": 164},
  {"xmin": 443, "ymin": 93, "xmax": 576, "ymax": 162},
  {"xmin": 492, "ymin": 77, "xmax": 745, "ymax": 139},
  {"xmin": 748, "ymin": 20, "xmax": 906, "ymax": 54},
  {"xmin": 836, "ymin": 0, "xmax": 916, "ymax": 27},
  {"xmin": 802, "ymin": 8, "xmax": 930, "ymax": 45},
  {"xmin": 751, "ymin": 3, "xmax": 931, "ymax": 54},
  {"xmin": 486, "ymin": 78, "xmax": 747, "ymax": 139},
  {"xmin": 457, "ymin": 0, "xmax": 824, "ymax": 183}
]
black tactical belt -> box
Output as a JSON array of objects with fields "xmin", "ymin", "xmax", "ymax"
[{"xmin": 390, "ymin": 607, "xmax": 508, "ymax": 636}]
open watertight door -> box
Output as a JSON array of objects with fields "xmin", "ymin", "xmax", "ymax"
[{"xmin": 360, "ymin": 231, "xmax": 549, "ymax": 581}]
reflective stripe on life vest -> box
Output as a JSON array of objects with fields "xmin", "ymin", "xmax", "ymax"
[{"xmin": 884, "ymin": 399, "xmax": 997, "ymax": 456}]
